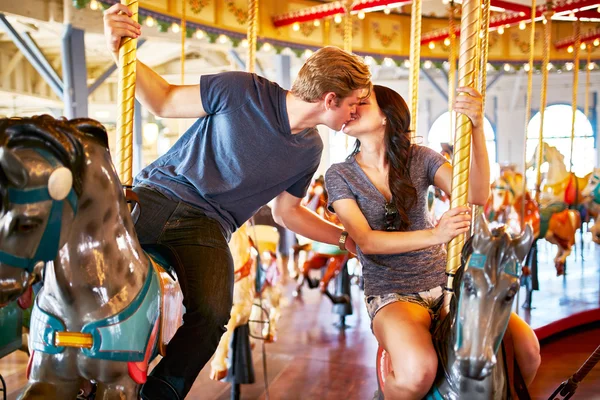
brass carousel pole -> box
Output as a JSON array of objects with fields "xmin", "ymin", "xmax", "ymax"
[
  {"xmin": 343, "ymin": 0, "xmax": 353, "ymax": 53},
  {"xmin": 408, "ymin": 0, "xmax": 423, "ymax": 137},
  {"xmin": 521, "ymin": 0, "xmax": 537, "ymax": 229},
  {"xmin": 247, "ymin": 0, "xmax": 259, "ymax": 73},
  {"xmin": 116, "ymin": 0, "xmax": 138, "ymax": 186},
  {"xmin": 448, "ymin": 1, "xmax": 458, "ymax": 142},
  {"xmin": 445, "ymin": 0, "xmax": 482, "ymax": 303},
  {"xmin": 534, "ymin": 6, "xmax": 555, "ymax": 204},
  {"xmin": 343, "ymin": 0, "xmax": 353, "ymax": 150},
  {"xmin": 470, "ymin": 0, "xmax": 492, "ymax": 229},
  {"xmin": 478, "ymin": 0, "xmax": 491, "ymax": 107},
  {"xmin": 568, "ymin": 20, "xmax": 581, "ymax": 174},
  {"xmin": 181, "ymin": 0, "xmax": 186, "ymax": 84}
]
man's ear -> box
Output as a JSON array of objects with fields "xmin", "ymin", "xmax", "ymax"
[{"xmin": 323, "ymin": 92, "xmax": 337, "ymax": 110}]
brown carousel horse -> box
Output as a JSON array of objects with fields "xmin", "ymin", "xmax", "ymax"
[
  {"xmin": 526, "ymin": 144, "xmax": 587, "ymax": 276},
  {"xmin": 0, "ymin": 116, "xmax": 184, "ymax": 399}
]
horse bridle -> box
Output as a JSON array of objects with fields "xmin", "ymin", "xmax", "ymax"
[{"xmin": 0, "ymin": 149, "xmax": 78, "ymax": 273}]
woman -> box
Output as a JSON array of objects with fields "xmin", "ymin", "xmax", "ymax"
[{"xmin": 325, "ymin": 85, "xmax": 540, "ymax": 399}]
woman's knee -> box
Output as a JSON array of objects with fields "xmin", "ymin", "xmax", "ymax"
[{"xmin": 389, "ymin": 348, "xmax": 438, "ymax": 394}]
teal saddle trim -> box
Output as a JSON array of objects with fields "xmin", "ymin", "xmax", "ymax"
[{"xmin": 30, "ymin": 259, "xmax": 160, "ymax": 362}]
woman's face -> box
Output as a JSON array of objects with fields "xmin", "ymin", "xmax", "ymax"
[{"xmin": 341, "ymin": 91, "xmax": 386, "ymax": 138}]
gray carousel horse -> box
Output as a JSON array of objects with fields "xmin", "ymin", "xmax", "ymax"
[
  {"xmin": 377, "ymin": 214, "xmax": 534, "ymax": 399},
  {"xmin": 0, "ymin": 116, "xmax": 183, "ymax": 399}
]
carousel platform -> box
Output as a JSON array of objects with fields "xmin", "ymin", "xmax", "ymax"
[{"xmin": 0, "ymin": 236, "xmax": 599, "ymax": 399}]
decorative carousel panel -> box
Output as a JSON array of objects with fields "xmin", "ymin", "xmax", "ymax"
[
  {"xmin": 187, "ymin": 0, "xmax": 215, "ymax": 23},
  {"xmin": 508, "ymin": 24, "xmax": 543, "ymax": 59},
  {"xmin": 329, "ymin": 18, "xmax": 364, "ymax": 49},
  {"xmin": 287, "ymin": 1, "xmax": 325, "ymax": 45},
  {"xmin": 222, "ymin": 0, "xmax": 248, "ymax": 30},
  {"xmin": 367, "ymin": 16, "xmax": 403, "ymax": 53}
]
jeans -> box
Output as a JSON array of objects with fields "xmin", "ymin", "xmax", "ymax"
[{"xmin": 133, "ymin": 186, "xmax": 233, "ymax": 400}]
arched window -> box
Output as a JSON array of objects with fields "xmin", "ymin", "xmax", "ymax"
[
  {"xmin": 427, "ymin": 111, "xmax": 497, "ymax": 166},
  {"xmin": 526, "ymin": 104, "xmax": 595, "ymax": 177}
]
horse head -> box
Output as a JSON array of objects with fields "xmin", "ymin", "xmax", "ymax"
[
  {"xmin": 454, "ymin": 213, "xmax": 534, "ymax": 381},
  {"xmin": 0, "ymin": 116, "xmax": 110, "ymax": 306}
]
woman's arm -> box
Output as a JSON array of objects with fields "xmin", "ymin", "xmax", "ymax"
[
  {"xmin": 331, "ymin": 198, "xmax": 470, "ymax": 255},
  {"xmin": 434, "ymin": 87, "xmax": 491, "ymax": 205}
]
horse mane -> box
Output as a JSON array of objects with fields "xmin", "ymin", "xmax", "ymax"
[{"xmin": 0, "ymin": 115, "xmax": 108, "ymax": 196}]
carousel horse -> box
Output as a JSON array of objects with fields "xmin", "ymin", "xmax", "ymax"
[
  {"xmin": 294, "ymin": 176, "xmax": 353, "ymax": 305},
  {"xmin": 526, "ymin": 143, "xmax": 584, "ymax": 275},
  {"xmin": 582, "ymin": 168, "xmax": 600, "ymax": 244},
  {"xmin": 377, "ymin": 214, "xmax": 534, "ymax": 399},
  {"xmin": 526, "ymin": 142, "xmax": 591, "ymax": 206},
  {"xmin": 248, "ymin": 224, "xmax": 282, "ymax": 343},
  {"xmin": 0, "ymin": 116, "xmax": 184, "ymax": 399},
  {"xmin": 210, "ymin": 223, "xmax": 257, "ymax": 381}
]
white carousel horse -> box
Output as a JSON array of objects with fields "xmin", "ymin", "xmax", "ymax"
[
  {"xmin": 249, "ymin": 224, "xmax": 282, "ymax": 344},
  {"xmin": 210, "ymin": 223, "xmax": 257, "ymax": 381}
]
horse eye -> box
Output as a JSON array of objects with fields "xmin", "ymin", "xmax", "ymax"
[
  {"xmin": 14, "ymin": 218, "xmax": 41, "ymax": 234},
  {"xmin": 504, "ymin": 289, "xmax": 517, "ymax": 303},
  {"xmin": 464, "ymin": 277, "xmax": 476, "ymax": 295}
]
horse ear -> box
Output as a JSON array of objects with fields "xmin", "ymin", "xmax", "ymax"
[
  {"xmin": 512, "ymin": 223, "xmax": 534, "ymax": 263},
  {"xmin": 0, "ymin": 147, "xmax": 28, "ymax": 188},
  {"xmin": 472, "ymin": 212, "xmax": 491, "ymax": 250}
]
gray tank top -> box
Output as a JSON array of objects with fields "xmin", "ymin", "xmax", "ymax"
[{"xmin": 325, "ymin": 145, "xmax": 449, "ymax": 296}]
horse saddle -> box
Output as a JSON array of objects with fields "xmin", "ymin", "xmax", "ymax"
[{"xmin": 142, "ymin": 244, "xmax": 185, "ymax": 358}]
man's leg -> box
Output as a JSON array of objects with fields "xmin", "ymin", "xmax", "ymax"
[{"xmin": 138, "ymin": 203, "xmax": 234, "ymax": 400}]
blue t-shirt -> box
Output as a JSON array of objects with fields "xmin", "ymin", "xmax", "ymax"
[{"xmin": 135, "ymin": 72, "xmax": 323, "ymax": 237}]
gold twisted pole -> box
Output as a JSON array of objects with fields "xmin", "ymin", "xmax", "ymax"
[
  {"xmin": 478, "ymin": 0, "xmax": 491, "ymax": 107},
  {"xmin": 408, "ymin": 0, "xmax": 423, "ymax": 136},
  {"xmin": 448, "ymin": 2, "xmax": 457, "ymax": 142},
  {"xmin": 445, "ymin": 0, "xmax": 481, "ymax": 283},
  {"xmin": 116, "ymin": 0, "xmax": 138, "ymax": 186},
  {"xmin": 181, "ymin": 0, "xmax": 186, "ymax": 84},
  {"xmin": 584, "ymin": 45, "xmax": 591, "ymax": 119},
  {"xmin": 568, "ymin": 20, "xmax": 581, "ymax": 174},
  {"xmin": 520, "ymin": 0, "xmax": 536, "ymax": 229},
  {"xmin": 247, "ymin": 0, "xmax": 259, "ymax": 73},
  {"xmin": 343, "ymin": 0, "xmax": 353, "ymax": 52},
  {"xmin": 535, "ymin": 9, "xmax": 554, "ymax": 204}
]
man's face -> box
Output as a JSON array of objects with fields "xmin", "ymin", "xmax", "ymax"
[{"xmin": 325, "ymin": 88, "xmax": 370, "ymax": 131}]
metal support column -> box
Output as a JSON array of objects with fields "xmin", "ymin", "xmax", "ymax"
[
  {"xmin": 62, "ymin": 24, "xmax": 88, "ymax": 118},
  {"xmin": 420, "ymin": 69, "xmax": 447, "ymax": 102},
  {"xmin": 0, "ymin": 13, "xmax": 63, "ymax": 98},
  {"xmin": 275, "ymin": 54, "xmax": 291, "ymax": 90}
]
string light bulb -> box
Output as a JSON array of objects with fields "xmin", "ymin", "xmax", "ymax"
[
  {"xmin": 292, "ymin": 22, "xmax": 300, "ymax": 31},
  {"xmin": 334, "ymin": 15, "xmax": 342, "ymax": 24},
  {"xmin": 429, "ymin": 42, "xmax": 435, "ymax": 49},
  {"xmin": 498, "ymin": 26, "xmax": 504, "ymax": 35},
  {"xmin": 358, "ymin": 11, "xmax": 366, "ymax": 20}
]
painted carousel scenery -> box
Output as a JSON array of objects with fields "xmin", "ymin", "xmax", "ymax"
[{"xmin": 0, "ymin": 0, "xmax": 599, "ymax": 400}]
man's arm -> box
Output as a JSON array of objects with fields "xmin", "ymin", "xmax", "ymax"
[
  {"xmin": 272, "ymin": 191, "xmax": 356, "ymax": 253},
  {"xmin": 103, "ymin": 3, "xmax": 206, "ymax": 119}
]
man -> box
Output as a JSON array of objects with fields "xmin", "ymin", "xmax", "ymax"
[{"xmin": 104, "ymin": 4, "xmax": 371, "ymax": 399}]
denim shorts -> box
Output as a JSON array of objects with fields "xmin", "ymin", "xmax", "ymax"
[{"xmin": 365, "ymin": 285, "xmax": 444, "ymax": 321}]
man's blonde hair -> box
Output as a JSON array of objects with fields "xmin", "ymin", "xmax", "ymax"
[{"xmin": 290, "ymin": 46, "xmax": 371, "ymax": 104}]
